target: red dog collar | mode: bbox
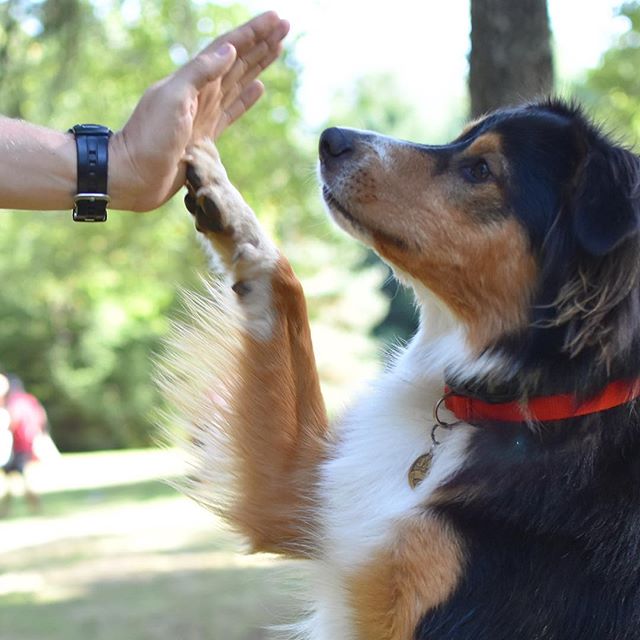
[444,379,640,424]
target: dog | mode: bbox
[160,99,640,639]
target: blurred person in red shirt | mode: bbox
[0,374,48,515]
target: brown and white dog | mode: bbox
[161,100,640,639]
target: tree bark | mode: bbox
[469,0,554,117]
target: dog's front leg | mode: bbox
[183,140,329,558]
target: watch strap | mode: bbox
[69,124,112,222]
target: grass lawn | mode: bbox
[0,449,302,640]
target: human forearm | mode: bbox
[0,118,77,211]
[0,117,137,212]
[0,12,289,214]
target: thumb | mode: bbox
[177,43,237,91]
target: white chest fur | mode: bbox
[303,341,474,639]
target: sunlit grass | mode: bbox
[0,449,301,640]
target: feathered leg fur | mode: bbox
[171,140,330,558]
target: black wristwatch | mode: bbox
[68,124,112,222]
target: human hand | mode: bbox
[108,11,289,212]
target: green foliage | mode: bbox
[576,2,640,145]
[0,1,299,449]
[0,0,389,450]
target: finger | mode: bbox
[229,21,288,81]
[202,17,288,109]
[237,18,289,74]
[214,81,265,139]
[220,41,284,110]
[210,16,288,93]
[219,20,287,106]
[219,39,270,94]
[199,12,285,59]
[177,43,237,91]
[264,17,290,49]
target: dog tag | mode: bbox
[408,451,433,489]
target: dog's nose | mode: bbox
[319,127,354,160]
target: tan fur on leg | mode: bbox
[160,140,330,558]
[231,256,330,557]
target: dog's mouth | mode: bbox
[322,185,410,252]
[321,185,369,236]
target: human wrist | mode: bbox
[108,128,187,213]
[108,131,141,212]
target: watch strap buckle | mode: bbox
[72,193,110,222]
[73,193,110,204]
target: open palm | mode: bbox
[110,12,289,212]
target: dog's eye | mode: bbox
[462,160,492,184]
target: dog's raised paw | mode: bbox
[183,139,279,285]
[184,151,227,234]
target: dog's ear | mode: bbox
[572,146,640,256]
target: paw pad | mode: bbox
[232,281,252,297]
[185,164,226,233]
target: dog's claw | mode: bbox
[184,192,197,215]
[185,163,202,191]
[202,197,225,232]
[184,163,226,233]
[194,195,225,233]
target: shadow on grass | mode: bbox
[2,478,181,521]
[0,563,302,640]
[3,528,249,575]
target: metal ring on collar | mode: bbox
[433,393,463,429]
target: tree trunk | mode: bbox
[469,0,554,117]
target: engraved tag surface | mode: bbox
[408,451,433,489]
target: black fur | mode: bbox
[447,101,640,395]
[417,101,640,639]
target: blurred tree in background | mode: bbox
[0,0,385,450]
[576,2,640,146]
[469,0,554,116]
